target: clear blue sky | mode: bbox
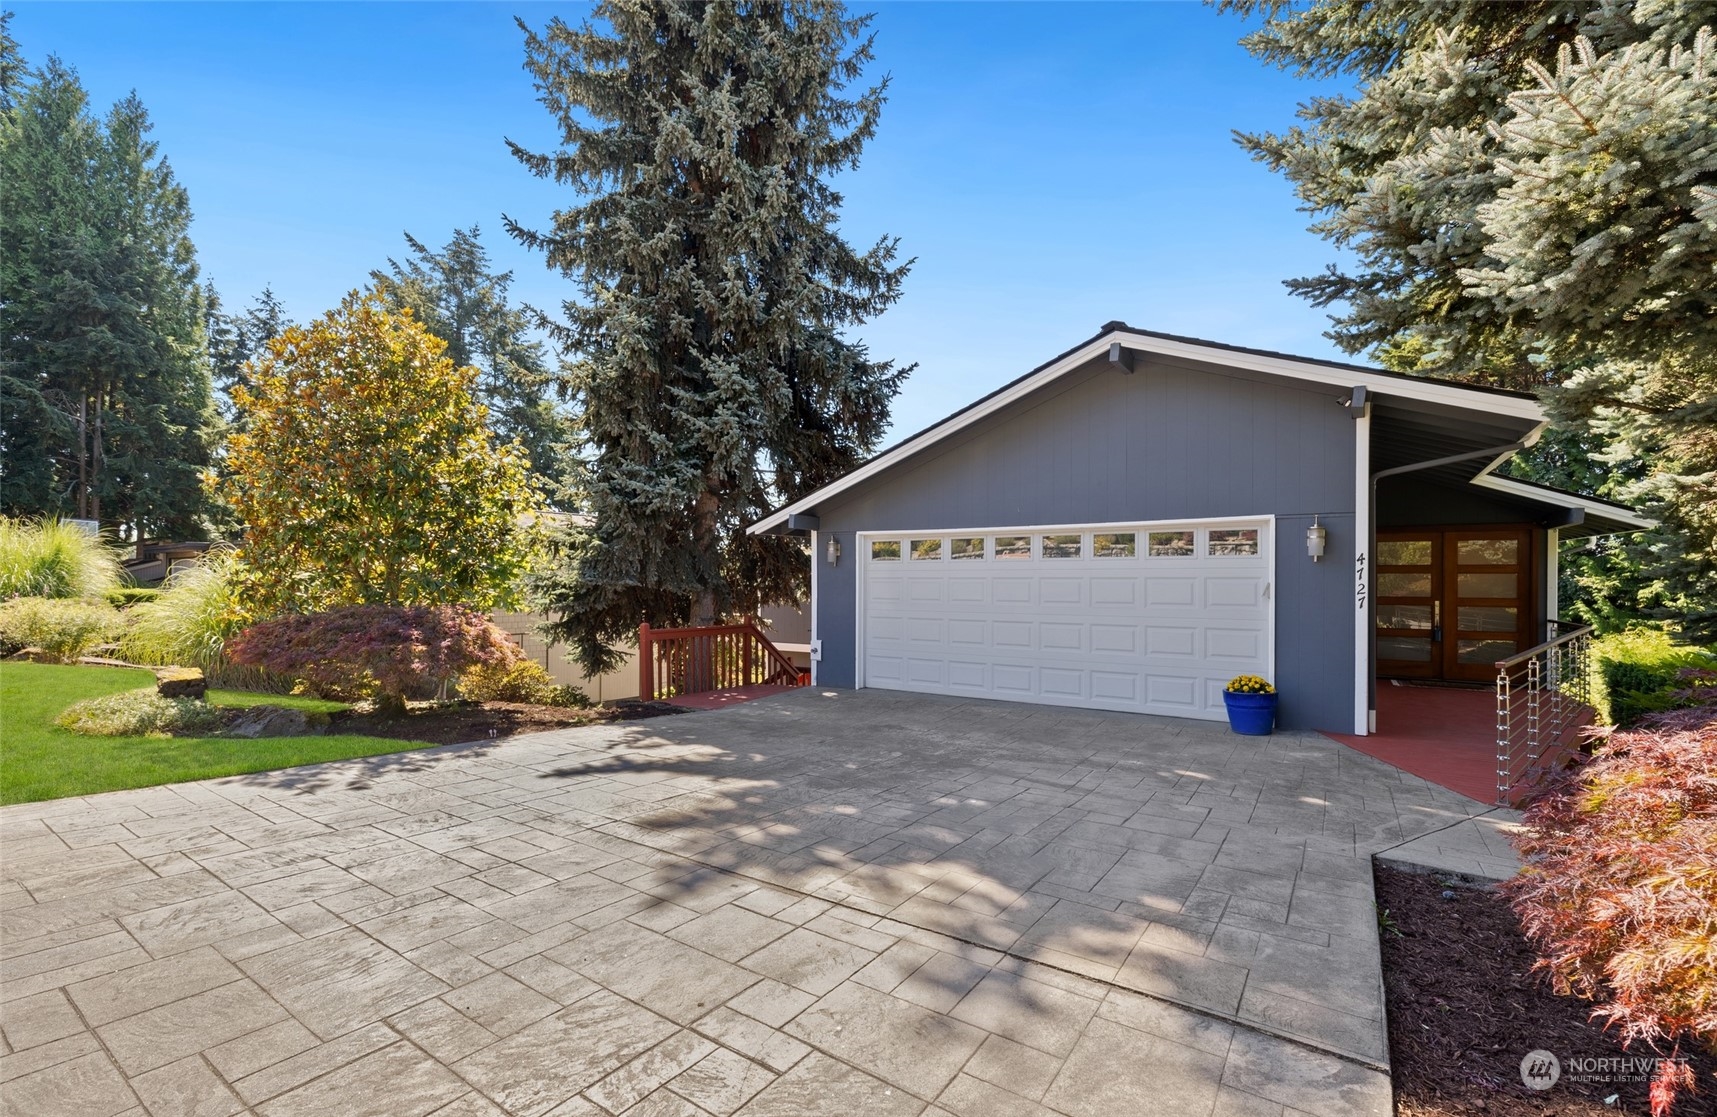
[8,1,1358,443]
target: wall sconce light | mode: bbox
[1306,516,1327,562]
[826,536,841,566]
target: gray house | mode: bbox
[749,324,1648,735]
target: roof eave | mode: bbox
[748,326,1548,536]
[1469,471,1656,532]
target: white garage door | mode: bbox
[858,520,1273,720]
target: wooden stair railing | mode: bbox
[638,620,807,702]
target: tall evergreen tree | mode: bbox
[205,283,287,423]
[371,227,570,489]
[201,284,288,536]
[510,0,913,670]
[0,25,215,538]
[1224,1,1717,640]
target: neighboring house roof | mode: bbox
[749,322,1650,537]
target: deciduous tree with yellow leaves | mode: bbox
[218,290,539,618]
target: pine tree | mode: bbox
[206,284,287,423]
[371,227,571,489]
[0,18,70,517]
[510,0,913,671]
[1225,1,1717,640]
[201,284,288,536]
[0,26,215,539]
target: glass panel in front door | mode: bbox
[1376,535,1439,676]
[1443,530,1530,680]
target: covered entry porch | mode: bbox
[1356,400,1646,799]
[1326,681,1499,803]
[1364,397,1648,698]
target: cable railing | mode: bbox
[1496,623,1596,805]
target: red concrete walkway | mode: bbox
[665,682,801,711]
[1323,682,1499,804]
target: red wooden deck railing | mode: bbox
[638,621,807,702]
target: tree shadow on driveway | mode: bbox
[506,687,1488,1065]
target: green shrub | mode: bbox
[546,684,590,708]
[458,659,590,708]
[1589,627,1717,727]
[107,587,161,608]
[0,517,124,600]
[0,597,125,662]
[54,687,227,737]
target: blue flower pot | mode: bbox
[1223,691,1277,736]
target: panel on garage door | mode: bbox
[860,522,1272,719]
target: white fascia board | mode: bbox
[750,335,1115,533]
[1470,473,1656,529]
[1114,331,1547,422]
[1467,427,1654,529]
[749,329,1546,535]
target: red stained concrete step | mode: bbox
[1323,682,1500,804]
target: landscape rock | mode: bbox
[224,705,326,739]
[154,666,207,700]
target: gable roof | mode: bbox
[749,323,1643,536]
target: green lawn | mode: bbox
[205,688,350,714]
[0,662,432,805]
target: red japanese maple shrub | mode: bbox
[1506,703,1717,1115]
[228,604,521,714]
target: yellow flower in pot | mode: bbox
[1223,674,1277,734]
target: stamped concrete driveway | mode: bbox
[0,688,1499,1117]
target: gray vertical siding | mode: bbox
[808,353,1361,732]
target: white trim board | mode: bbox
[1546,527,1561,625]
[1470,472,1655,530]
[1353,402,1372,737]
[751,327,1546,535]
[856,513,1278,539]
[809,529,821,686]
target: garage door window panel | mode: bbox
[1148,531,1194,557]
[951,537,985,560]
[1208,529,1259,557]
[1094,533,1136,558]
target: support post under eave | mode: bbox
[1353,397,1372,736]
[1545,527,1560,632]
[809,530,820,687]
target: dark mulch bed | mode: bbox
[1376,865,1715,1116]
[330,698,689,746]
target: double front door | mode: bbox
[1376,528,1535,682]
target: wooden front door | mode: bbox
[1376,528,1535,682]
